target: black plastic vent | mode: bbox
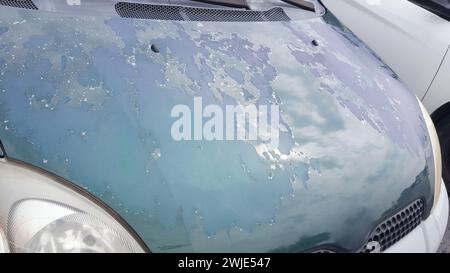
[191,0,250,9]
[115,2,291,22]
[0,0,37,10]
[361,199,424,252]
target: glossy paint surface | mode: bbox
[0,6,434,252]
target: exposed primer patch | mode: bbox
[0,11,124,111]
[283,21,427,155]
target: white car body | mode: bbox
[321,0,450,114]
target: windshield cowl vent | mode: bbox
[114,2,291,22]
[190,0,250,10]
[0,0,37,10]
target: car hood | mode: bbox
[0,7,434,252]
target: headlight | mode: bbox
[0,158,147,253]
[417,98,442,209]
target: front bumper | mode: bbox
[385,180,449,253]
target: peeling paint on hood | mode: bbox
[0,7,434,252]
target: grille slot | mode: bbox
[361,199,424,252]
[115,2,291,22]
[0,139,6,158]
[0,0,37,10]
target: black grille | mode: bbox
[115,2,291,22]
[0,0,37,10]
[361,199,424,252]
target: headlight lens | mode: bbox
[0,158,147,253]
[417,98,442,209]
